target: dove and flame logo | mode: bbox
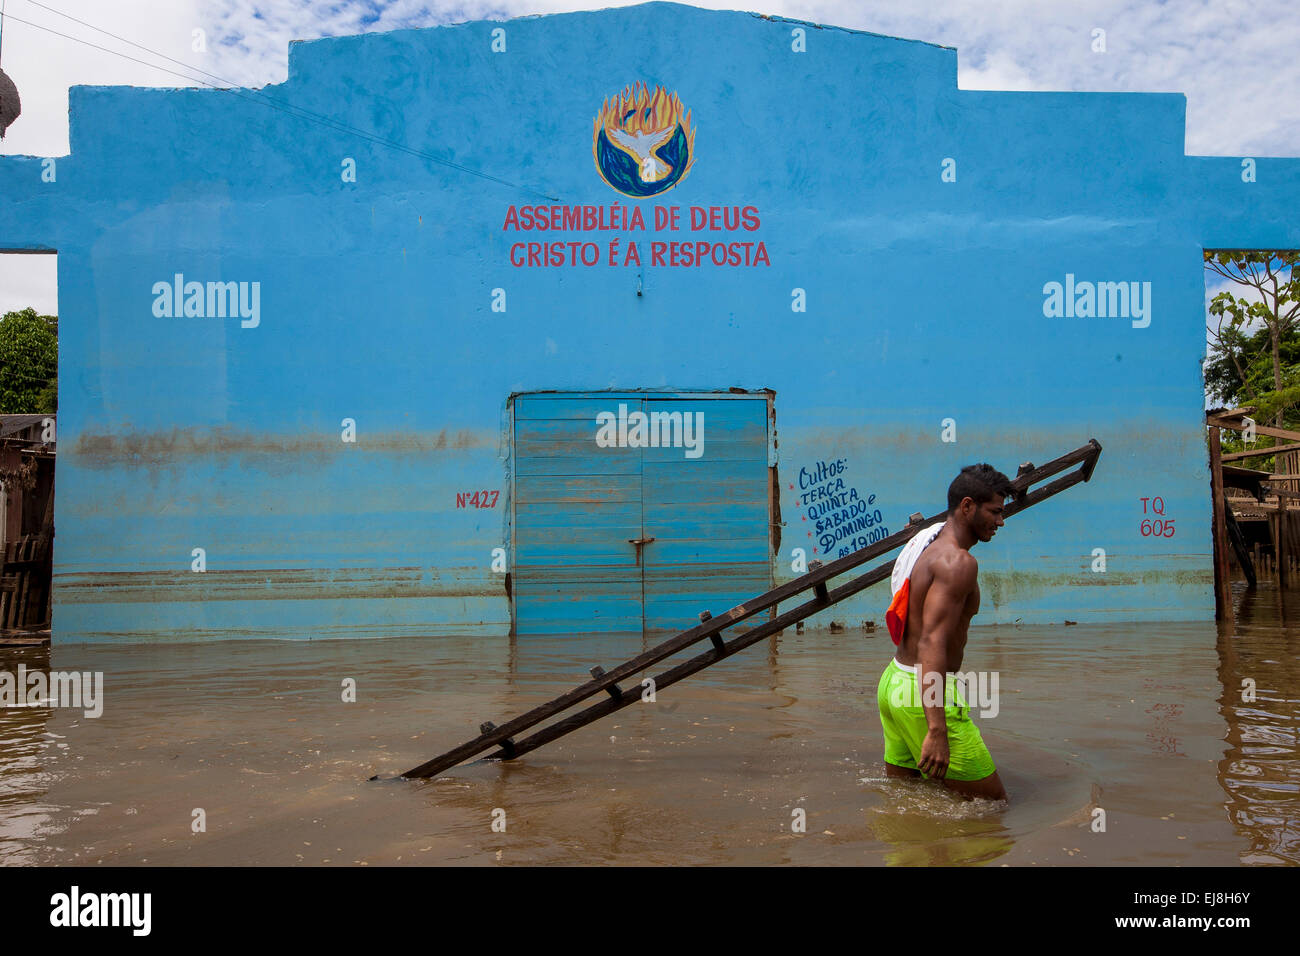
[592,82,696,198]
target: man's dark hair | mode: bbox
[947,463,1015,514]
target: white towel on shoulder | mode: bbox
[890,520,946,596]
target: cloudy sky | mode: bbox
[1,0,1296,329]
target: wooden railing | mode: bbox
[0,533,52,629]
[1209,406,1300,598]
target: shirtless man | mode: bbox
[877,463,1012,801]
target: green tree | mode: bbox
[1204,323,1300,421]
[1205,251,1300,423]
[0,307,58,414]
[1204,251,1300,470]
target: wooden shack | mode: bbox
[0,414,54,635]
[1208,406,1300,603]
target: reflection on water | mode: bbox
[0,587,1295,865]
[1218,579,1300,865]
[0,646,60,865]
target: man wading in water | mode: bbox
[877,464,1012,801]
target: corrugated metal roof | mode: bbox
[0,414,51,439]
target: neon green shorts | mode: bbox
[876,658,996,782]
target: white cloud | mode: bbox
[0,252,56,316]
[0,0,209,157]
[6,0,1298,156]
[3,0,1300,315]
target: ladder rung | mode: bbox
[479,721,517,758]
[590,666,623,699]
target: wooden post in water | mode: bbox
[1208,423,1232,620]
[1270,510,1279,577]
[1280,501,1289,587]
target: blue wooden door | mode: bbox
[641,396,772,634]
[512,392,771,636]
[513,395,646,634]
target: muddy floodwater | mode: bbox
[2,582,1297,866]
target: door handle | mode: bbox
[628,536,655,566]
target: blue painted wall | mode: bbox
[2,2,1298,642]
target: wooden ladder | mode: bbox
[384,439,1103,781]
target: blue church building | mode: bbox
[2,2,1297,642]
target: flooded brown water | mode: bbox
[1,580,1296,866]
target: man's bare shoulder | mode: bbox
[928,545,977,589]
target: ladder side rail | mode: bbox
[478,452,1102,768]
[398,441,1103,779]
[397,507,959,779]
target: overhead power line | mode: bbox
[2,1,561,200]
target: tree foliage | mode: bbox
[1204,250,1300,470]
[1204,322,1300,421]
[0,307,59,414]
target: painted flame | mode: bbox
[593,81,695,183]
